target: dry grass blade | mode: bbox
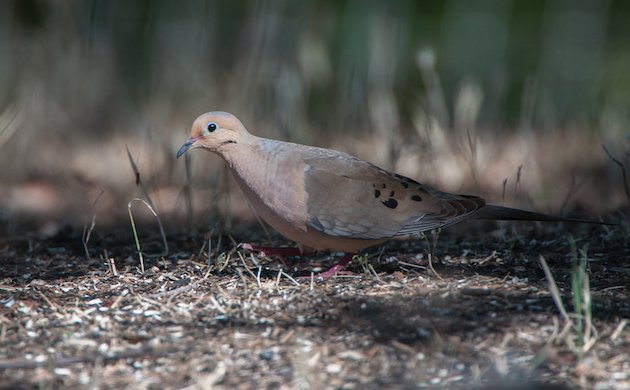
[538,255,572,325]
[465,128,480,188]
[602,144,630,202]
[126,146,169,258]
[610,319,628,341]
[126,145,154,205]
[183,151,194,231]
[236,250,258,280]
[559,176,584,217]
[279,270,300,286]
[82,189,104,261]
[514,164,523,197]
[427,253,443,280]
[244,197,273,243]
[0,105,21,148]
[128,202,145,273]
[128,198,169,273]
[82,214,97,261]
[107,256,118,276]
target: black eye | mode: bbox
[206,122,218,133]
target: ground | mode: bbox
[0,221,629,389]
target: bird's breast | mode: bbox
[225,147,311,239]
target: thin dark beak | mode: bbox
[177,138,197,159]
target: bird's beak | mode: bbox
[177,138,198,159]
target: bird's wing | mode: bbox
[301,148,485,239]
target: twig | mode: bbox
[427,253,443,280]
[236,250,258,280]
[196,240,207,262]
[36,290,59,311]
[235,268,248,295]
[105,249,118,277]
[218,251,233,273]
[279,270,300,286]
[559,176,584,217]
[603,144,630,202]
[256,266,262,288]
[514,164,523,198]
[397,261,427,270]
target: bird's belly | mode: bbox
[231,173,385,253]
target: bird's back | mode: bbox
[221,137,485,246]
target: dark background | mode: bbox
[1,0,628,233]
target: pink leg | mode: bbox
[243,244,357,278]
[302,254,356,279]
[242,243,305,267]
[242,243,304,257]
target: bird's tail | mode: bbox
[473,204,611,225]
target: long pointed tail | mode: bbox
[473,204,611,225]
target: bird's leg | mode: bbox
[307,253,356,279]
[242,243,305,257]
[241,243,306,267]
[243,244,356,278]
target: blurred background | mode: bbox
[1,0,629,234]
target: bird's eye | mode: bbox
[206,122,218,133]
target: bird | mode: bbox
[177,111,604,278]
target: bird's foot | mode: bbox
[241,243,304,267]
[300,254,355,279]
[241,243,304,257]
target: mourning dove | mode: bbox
[177,111,602,277]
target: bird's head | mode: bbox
[177,111,248,158]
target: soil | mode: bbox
[0,220,629,389]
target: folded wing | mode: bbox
[302,150,485,240]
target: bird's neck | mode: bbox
[218,137,309,232]
[218,136,272,189]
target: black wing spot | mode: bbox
[374,189,381,198]
[381,183,387,189]
[389,190,395,197]
[401,182,409,188]
[382,198,398,209]
[411,195,423,202]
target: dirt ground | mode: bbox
[0,219,629,389]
